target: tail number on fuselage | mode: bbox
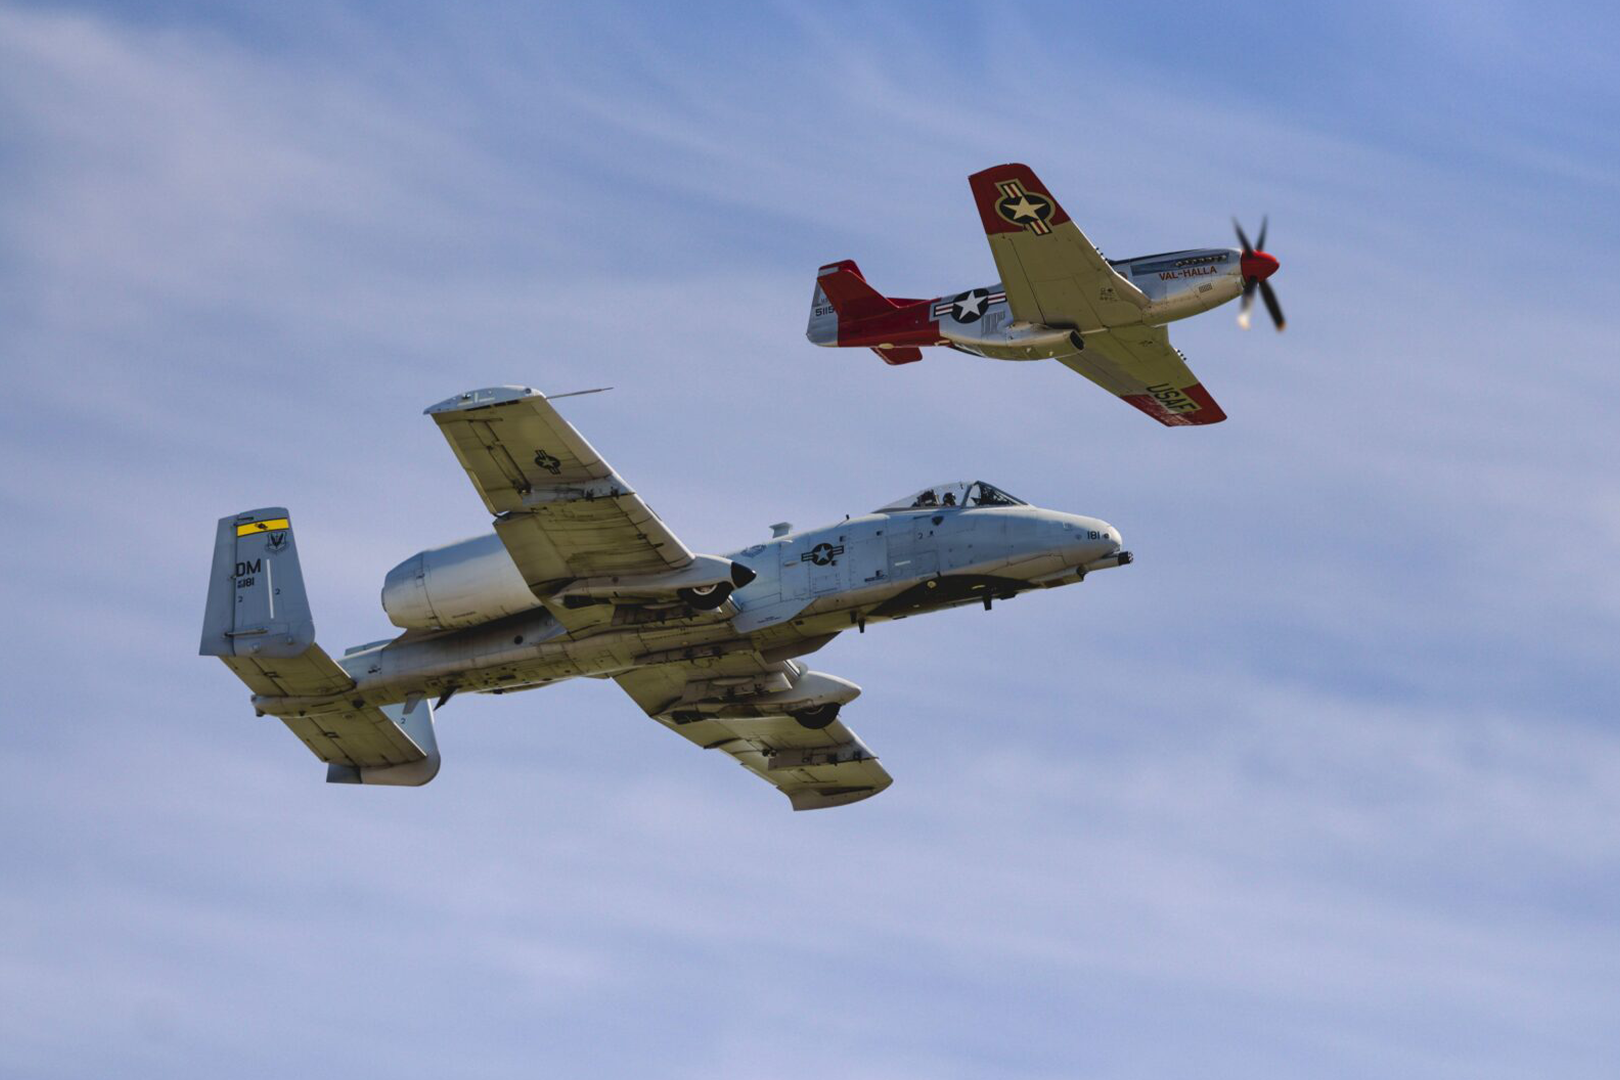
[1145,383,1199,414]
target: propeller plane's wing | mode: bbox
[615,656,892,811]
[968,163,1148,329]
[1060,326,1228,427]
[968,164,1226,426]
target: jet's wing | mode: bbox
[968,163,1149,331]
[426,386,696,625]
[1059,325,1227,426]
[615,655,893,811]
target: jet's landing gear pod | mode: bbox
[679,582,734,610]
[679,560,756,610]
[792,703,842,730]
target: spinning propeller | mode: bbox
[1233,217,1284,331]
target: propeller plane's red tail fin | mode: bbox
[815,260,896,322]
[807,259,934,362]
[808,259,898,347]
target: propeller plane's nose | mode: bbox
[1241,250,1280,282]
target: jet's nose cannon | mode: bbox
[1074,518,1131,573]
[1082,549,1133,572]
[1057,514,1124,563]
[1023,514,1132,589]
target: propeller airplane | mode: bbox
[807,163,1285,427]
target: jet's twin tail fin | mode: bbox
[201,507,316,660]
[201,508,441,786]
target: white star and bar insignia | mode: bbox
[801,542,845,566]
[931,289,1008,324]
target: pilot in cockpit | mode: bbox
[941,491,956,506]
[914,490,938,507]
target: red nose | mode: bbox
[1241,250,1279,282]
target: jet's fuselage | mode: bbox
[314,499,1125,713]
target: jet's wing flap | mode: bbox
[969,163,1148,330]
[615,660,893,811]
[1059,326,1227,426]
[278,701,427,769]
[426,387,694,600]
[217,643,354,700]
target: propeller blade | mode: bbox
[1259,279,1285,331]
[1238,278,1256,330]
[1255,215,1268,252]
[1232,217,1253,254]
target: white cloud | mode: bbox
[2,2,1619,1077]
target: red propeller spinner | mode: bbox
[1234,217,1285,331]
[1240,249,1279,283]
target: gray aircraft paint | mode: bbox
[200,508,316,660]
[200,394,1129,806]
[323,495,1122,708]
[208,495,1124,728]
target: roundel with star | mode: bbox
[804,542,842,566]
[996,190,1053,232]
[950,289,991,323]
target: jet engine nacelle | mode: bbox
[382,533,541,631]
[381,535,761,630]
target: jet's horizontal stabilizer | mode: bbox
[322,695,440,787]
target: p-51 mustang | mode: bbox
[201,386,1131,809]
[807,163,1285,426]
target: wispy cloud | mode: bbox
[2,2,1618,1077]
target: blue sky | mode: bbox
[3,2,1619,1076]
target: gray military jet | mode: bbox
[201,386,1132,810]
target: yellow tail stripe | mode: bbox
[237,518,290,536]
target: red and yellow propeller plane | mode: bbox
[807,163,1284,427]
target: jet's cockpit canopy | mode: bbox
[876,481,1027,512]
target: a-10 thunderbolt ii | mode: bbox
[201,386,1131,810]
[807,162,1286,427]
